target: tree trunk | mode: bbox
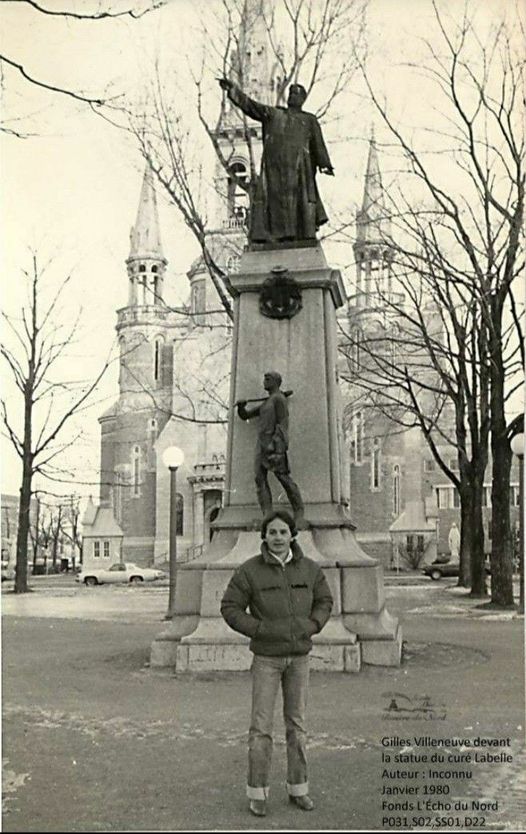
[14,381,33,593]
[14,458,32,593]
[490,433,514,606]
[31,495,40,575]
[459,490,472,587]
[489,313,514,607]
[470,477,487,597]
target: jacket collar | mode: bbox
[260,540,303,565]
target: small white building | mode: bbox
[389,499,439,571]
[82,499,124,570]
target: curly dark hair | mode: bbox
[260,510,297,539]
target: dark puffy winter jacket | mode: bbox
[220,541,333,656]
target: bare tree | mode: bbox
[59,495,83,570]
[357,1,524,607]
[1,255,111,592]
[341,232,492,594]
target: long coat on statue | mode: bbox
[228,85,333,243]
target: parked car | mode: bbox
[423,560,491,581]
[75,562,166,586]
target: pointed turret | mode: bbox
[126,164,167,307]
[356,129,391,244]
[129,164,165,260]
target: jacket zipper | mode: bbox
[283,562,294,644]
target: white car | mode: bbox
[76,562,166,586]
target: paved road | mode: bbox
[2,576,519,624]
[1,580,448,624]
[2,569,436,590]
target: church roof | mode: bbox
[83,504,123,538]
[187,255,207,279]
[389,500,437,534]
[81,496,97,526]
[99,400,119,422]
[128,164,166,261]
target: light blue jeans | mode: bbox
[247,654,310,800]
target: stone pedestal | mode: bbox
[150,244,401,671]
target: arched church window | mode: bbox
[139,264,146,272]
[132,446,141,496]
[393,464,400,515]
[153,337,163,382]
[191,279,206,324]
[371,438,382,490]
[176,493,184,536]
[152,265,158,273]
[227,161,249,222]
[352,410,363,465]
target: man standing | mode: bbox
[220,510,333,817]
[236,371,305,524]
[218,78,334,244]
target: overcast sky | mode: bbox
[1,0,522,499]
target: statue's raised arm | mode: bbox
[218,78,334,245]
[219,78,270,124]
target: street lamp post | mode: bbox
[510,432,524,614]
[162,446,185,620]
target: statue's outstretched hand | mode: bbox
[218,78,233,92]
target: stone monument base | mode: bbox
[150,242,402,674]
[150,528,401,673]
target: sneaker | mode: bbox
[249,799,267,817]
[289,794,315,811]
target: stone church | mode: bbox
[96,0,519,568]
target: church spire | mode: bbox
[129,163,165,260]
[126,164,167,307]
[356,128,391,244]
